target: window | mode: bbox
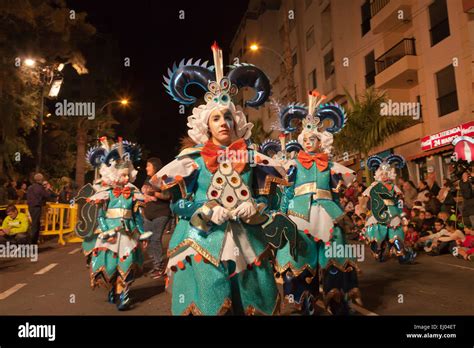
[436,65,458,116]
[361,0,371,36]
[292,52,298,67]
[306,26,315,51]
[321,5,332,48]
[364,51,375,87]
[305,0,313,10]
[429,0,450,46]
[324,49,334,79]
[308,69,317,90]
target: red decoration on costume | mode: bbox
[113,186,131,199]
[201,139,248,173]
[297,151,329,171]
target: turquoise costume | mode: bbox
[363,155,416,264]
[156,43,296,315]
[276,154,361,314]
[269,92,361,315]
[154,144,288,315]
[83,138,150,310]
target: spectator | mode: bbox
[455,226,474,260]
[0,204,29,244]
[404,223,419,248]
[344,181,358,205]
[6,180,18,201]
[417,180,430,204]
[142,157,171,279]
[459,171,474,229]
[26,173,56,244]
[437,178,456,213]
[399,178,418,210]
[410,207,425,231]
[0,178,7,205]
[424,192,441,216]
[426,166,441,196]
[42,181,58,202]
[421,210,436,237]
[426,220,465,256]
[16,182,28,202]
[415,218,448,251]
[58,182,73,204]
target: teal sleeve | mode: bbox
[171,199,203,219]
[280,183,295,214]
[97,207,110,232]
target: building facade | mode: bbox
[230,0,474,184]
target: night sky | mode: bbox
[66,0,249,163]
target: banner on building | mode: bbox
[421,121,474,151]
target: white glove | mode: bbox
[210,205,230,225]
[232,201,257,220]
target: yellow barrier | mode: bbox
[0,203,81,245]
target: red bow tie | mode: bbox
[297,151,329,171]
[201,138,248,173]
[113,186,131,199]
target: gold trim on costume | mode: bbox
[273,261,317,277]
[167,238,220,267]
[106,208,132,219]
[180,298,232,316]
[293,182,332,200]
[255,175,289,195]
[162,177,187,199]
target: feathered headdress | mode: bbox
[163,42,272,144]
[367,154,405,182]
[86,137,141,169]
[300,90,347,136]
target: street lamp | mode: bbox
[248,43,286,65]
[23,58,65,172]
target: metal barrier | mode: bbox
[0,202,81,245]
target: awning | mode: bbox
[407,145,453,161]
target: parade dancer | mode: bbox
[86,138,152,310]
[363,155,416,264]
[276,91,362,315]
[151,42,297,315]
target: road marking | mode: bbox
[34,263,58,275]
[434,261,474,271]
[68,247,81,255]
[0,283,27,300]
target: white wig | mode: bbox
[374,163,397,182]
[98,160,138,186]
[187,101,253,145]
[297,129,334,156]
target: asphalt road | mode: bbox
[1,236,473,316]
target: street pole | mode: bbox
[35,84,45,173]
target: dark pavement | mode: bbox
[1,237,473,315]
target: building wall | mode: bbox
[230,0,473,183]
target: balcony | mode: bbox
[371,0,412,34]
[375,38,418,89]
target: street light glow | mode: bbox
[120,99,129,105]
[24,58,36,67]
[250,44,259,51]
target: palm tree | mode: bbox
[251,118,273,146]
[334,87,417,184]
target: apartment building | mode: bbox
[230,0,474,183]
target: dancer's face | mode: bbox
[303,134,320,153]
[209,108,236,146]
[117,168,129,186]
